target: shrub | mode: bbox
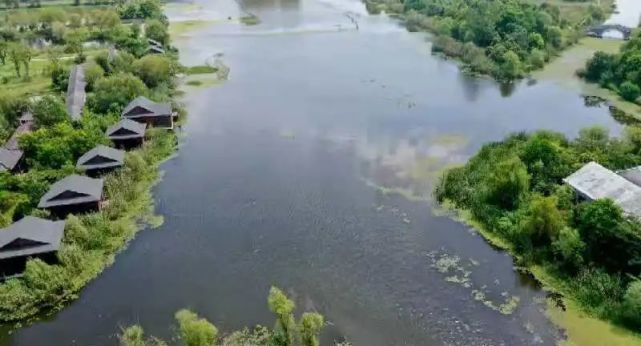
[619,81,640,102]
[88,73,149,113]
[32,95,69,128]
[622,281,641,328]
[175,309,218,346]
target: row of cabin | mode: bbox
[0,96,174,277]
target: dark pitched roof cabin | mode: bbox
[106,118,147,140]
[0,148,23,172]
[147,38,163,47]
[122,96,173,128]
[146,45,165,54]
[66,64,87,121]
[618,166,641,187]
[0,216,65,260]
[38,174,104,209]
[5,121,33,151]
[19,111,33,125]
[77,145,125,171]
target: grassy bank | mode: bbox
[435,128,641,344]
[0,0,189,324]
[0,130,176,322]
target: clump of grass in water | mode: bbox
[240,14,260,26]
[186,80,203,86]
[185,65,218,75]
[426,250,521,315]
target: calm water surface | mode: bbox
[0,0,629,345]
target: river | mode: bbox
[0,0,632,345]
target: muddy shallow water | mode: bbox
[0,0,632,345]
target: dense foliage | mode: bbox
[365,0,607,80]
[435,126,641,331]
[581,31,641,103]
[118,288,331,346]
[0,0,182,323]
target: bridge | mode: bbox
[586,24,633,40]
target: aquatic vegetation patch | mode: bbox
[427,250,521,315]
[240,15,261,26]
[185,65,219,75]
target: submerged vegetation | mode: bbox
[365,0,611,80]
[0,0,186,322]
[435,126,641,334]
[118,287,334,346]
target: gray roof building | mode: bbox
[0,216,65,260]
[38,174,104,209]
[122,96,172,119]
[147,38,163,47]
[66,64,87,121]
[19,111,33,124]
[564,162,641,218]
[77,145,125,171]
[106,118,147,140]
[146,45,165,54]
[618,166,641,187]
[0,148,23,172]
[5,122,33,151]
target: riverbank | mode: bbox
[364,0,614,81]
[435,129,641,345]
[0,0,186,324]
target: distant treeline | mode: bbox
[365,0,607,80]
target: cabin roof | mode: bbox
[564,162,641,218]
[38,174,104,208]
[76,145,125,170]
[618,166,641,187]
[5,122,33,151]
[122,96,172,118]
[146,45,165,54]
[0,148,23,172]
[147,38,163,47]
[106,118,147,139]
[66,64,87,121]
[0,216,65,260]
[19,111,33,123]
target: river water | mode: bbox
[0,0,630,345]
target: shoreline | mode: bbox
[435,200,641,345]
[0,3,198,327]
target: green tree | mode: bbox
[482,156,530,209]
[623,281,641,328]
[8,43,32,78]
[0,40,7,65]
[500,50,522,80]
[584,51,614,82]
[521,195,565,246]
[619,81,640,102]
[552,227,585,272]
[84,61,105,91]
[32,95,69,128]
[64,28,89,61]
[145,19,169,46]
[133,55,173,88]
[268,286,296,346]
[175,309,218,346]
[299,312,324,346]
[88,73,148,113]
